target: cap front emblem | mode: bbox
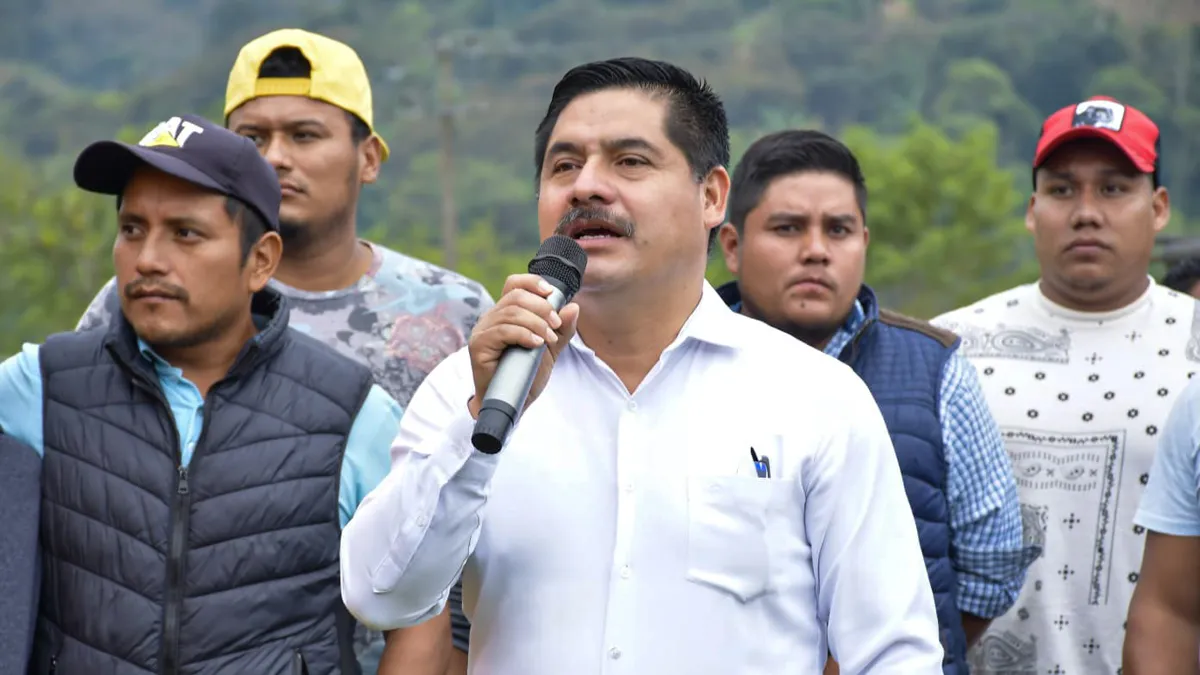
[1072,100,1125,132]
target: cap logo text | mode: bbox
[139,116,205,148]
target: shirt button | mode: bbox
[623,482,634,493]
[627,400,637,412]
[415,514,428,527]
[609,647,622,660]
[620,565,631,579]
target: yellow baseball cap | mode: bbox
[225,28,390,161]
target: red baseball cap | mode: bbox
[1033,96,1159,174]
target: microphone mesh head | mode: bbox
[528,235,588,297]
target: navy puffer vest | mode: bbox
[32,289,374,675]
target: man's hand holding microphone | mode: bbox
[467,235,587,454]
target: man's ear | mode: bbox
[718,222,741,277]
[248,231,283,291]
[360,136,383,185]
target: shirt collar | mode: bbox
[716,280,879,358]
[679,281,747,349]
[1033,274,1158,323]
[132,307,277,379]
[136,339,184,380]
[570,280,743,355]
[822,298,867,358]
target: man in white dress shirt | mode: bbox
[340,56,944,675]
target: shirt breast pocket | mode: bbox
[685,474,777,603]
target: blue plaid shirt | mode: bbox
[826,299,1037,618]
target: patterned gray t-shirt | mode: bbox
[76,241,492,670]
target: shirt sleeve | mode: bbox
[806,372,944,673]
[75,277,119,332]
[0,343,46,457]
[338,384,404,529]
[340,350,499,631]
[940,352,1039,618]
[1134,378,1200,536]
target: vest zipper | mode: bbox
[122,351,246,674]
[161,463,191,674]
[161,381,226,674]
[127,375,189,675]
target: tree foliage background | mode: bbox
[1,0,1197,354]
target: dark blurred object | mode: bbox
[1162,257,1200,298]
[1155,234,1200,266]
[0,432,40,675]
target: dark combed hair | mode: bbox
[224,197,269,264]
[728,130,868,233]
[255,46,371,144]
[533,57,730,249]
[1163,257,1200,293]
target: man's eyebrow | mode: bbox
[602,137,661,157]
[1042,166,1142,181]
[232,119,330,133]
[1098,166,1143,179]
[765,212,857,225]
[545,137,663,158]
[545,140,581,158]
[163,216,208,228]
[118,213,207,228]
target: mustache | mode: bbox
[124,278,189,302]
[553,206,636,237]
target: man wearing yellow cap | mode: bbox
[75,28,493,675]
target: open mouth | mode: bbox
[565,220,626,240]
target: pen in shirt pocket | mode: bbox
[750,447,771,478]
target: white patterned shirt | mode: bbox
[933,279,1200,675]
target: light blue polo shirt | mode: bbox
[1136,376,1200,536]
[0,340,401,528]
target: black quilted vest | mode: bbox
[31,289,373,675]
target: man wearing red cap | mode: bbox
[932,96,1199,674]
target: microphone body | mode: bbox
[471,235,587,454]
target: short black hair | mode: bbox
[728,130,867,233]
[1163,257,1200,293]
[253,46,371,145]
[224,196,269,265]
[533,57,730,250]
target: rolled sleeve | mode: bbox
[940,352,1038,618]
[340,351,499,631]
[1135,378,1200,537]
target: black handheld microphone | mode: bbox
[471,235,588,454]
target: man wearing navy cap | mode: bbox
[933,97,1198,674]
[0,114,404,674]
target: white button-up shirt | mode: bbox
[341,283,943,674]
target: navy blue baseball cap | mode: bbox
[73,114,281,231]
